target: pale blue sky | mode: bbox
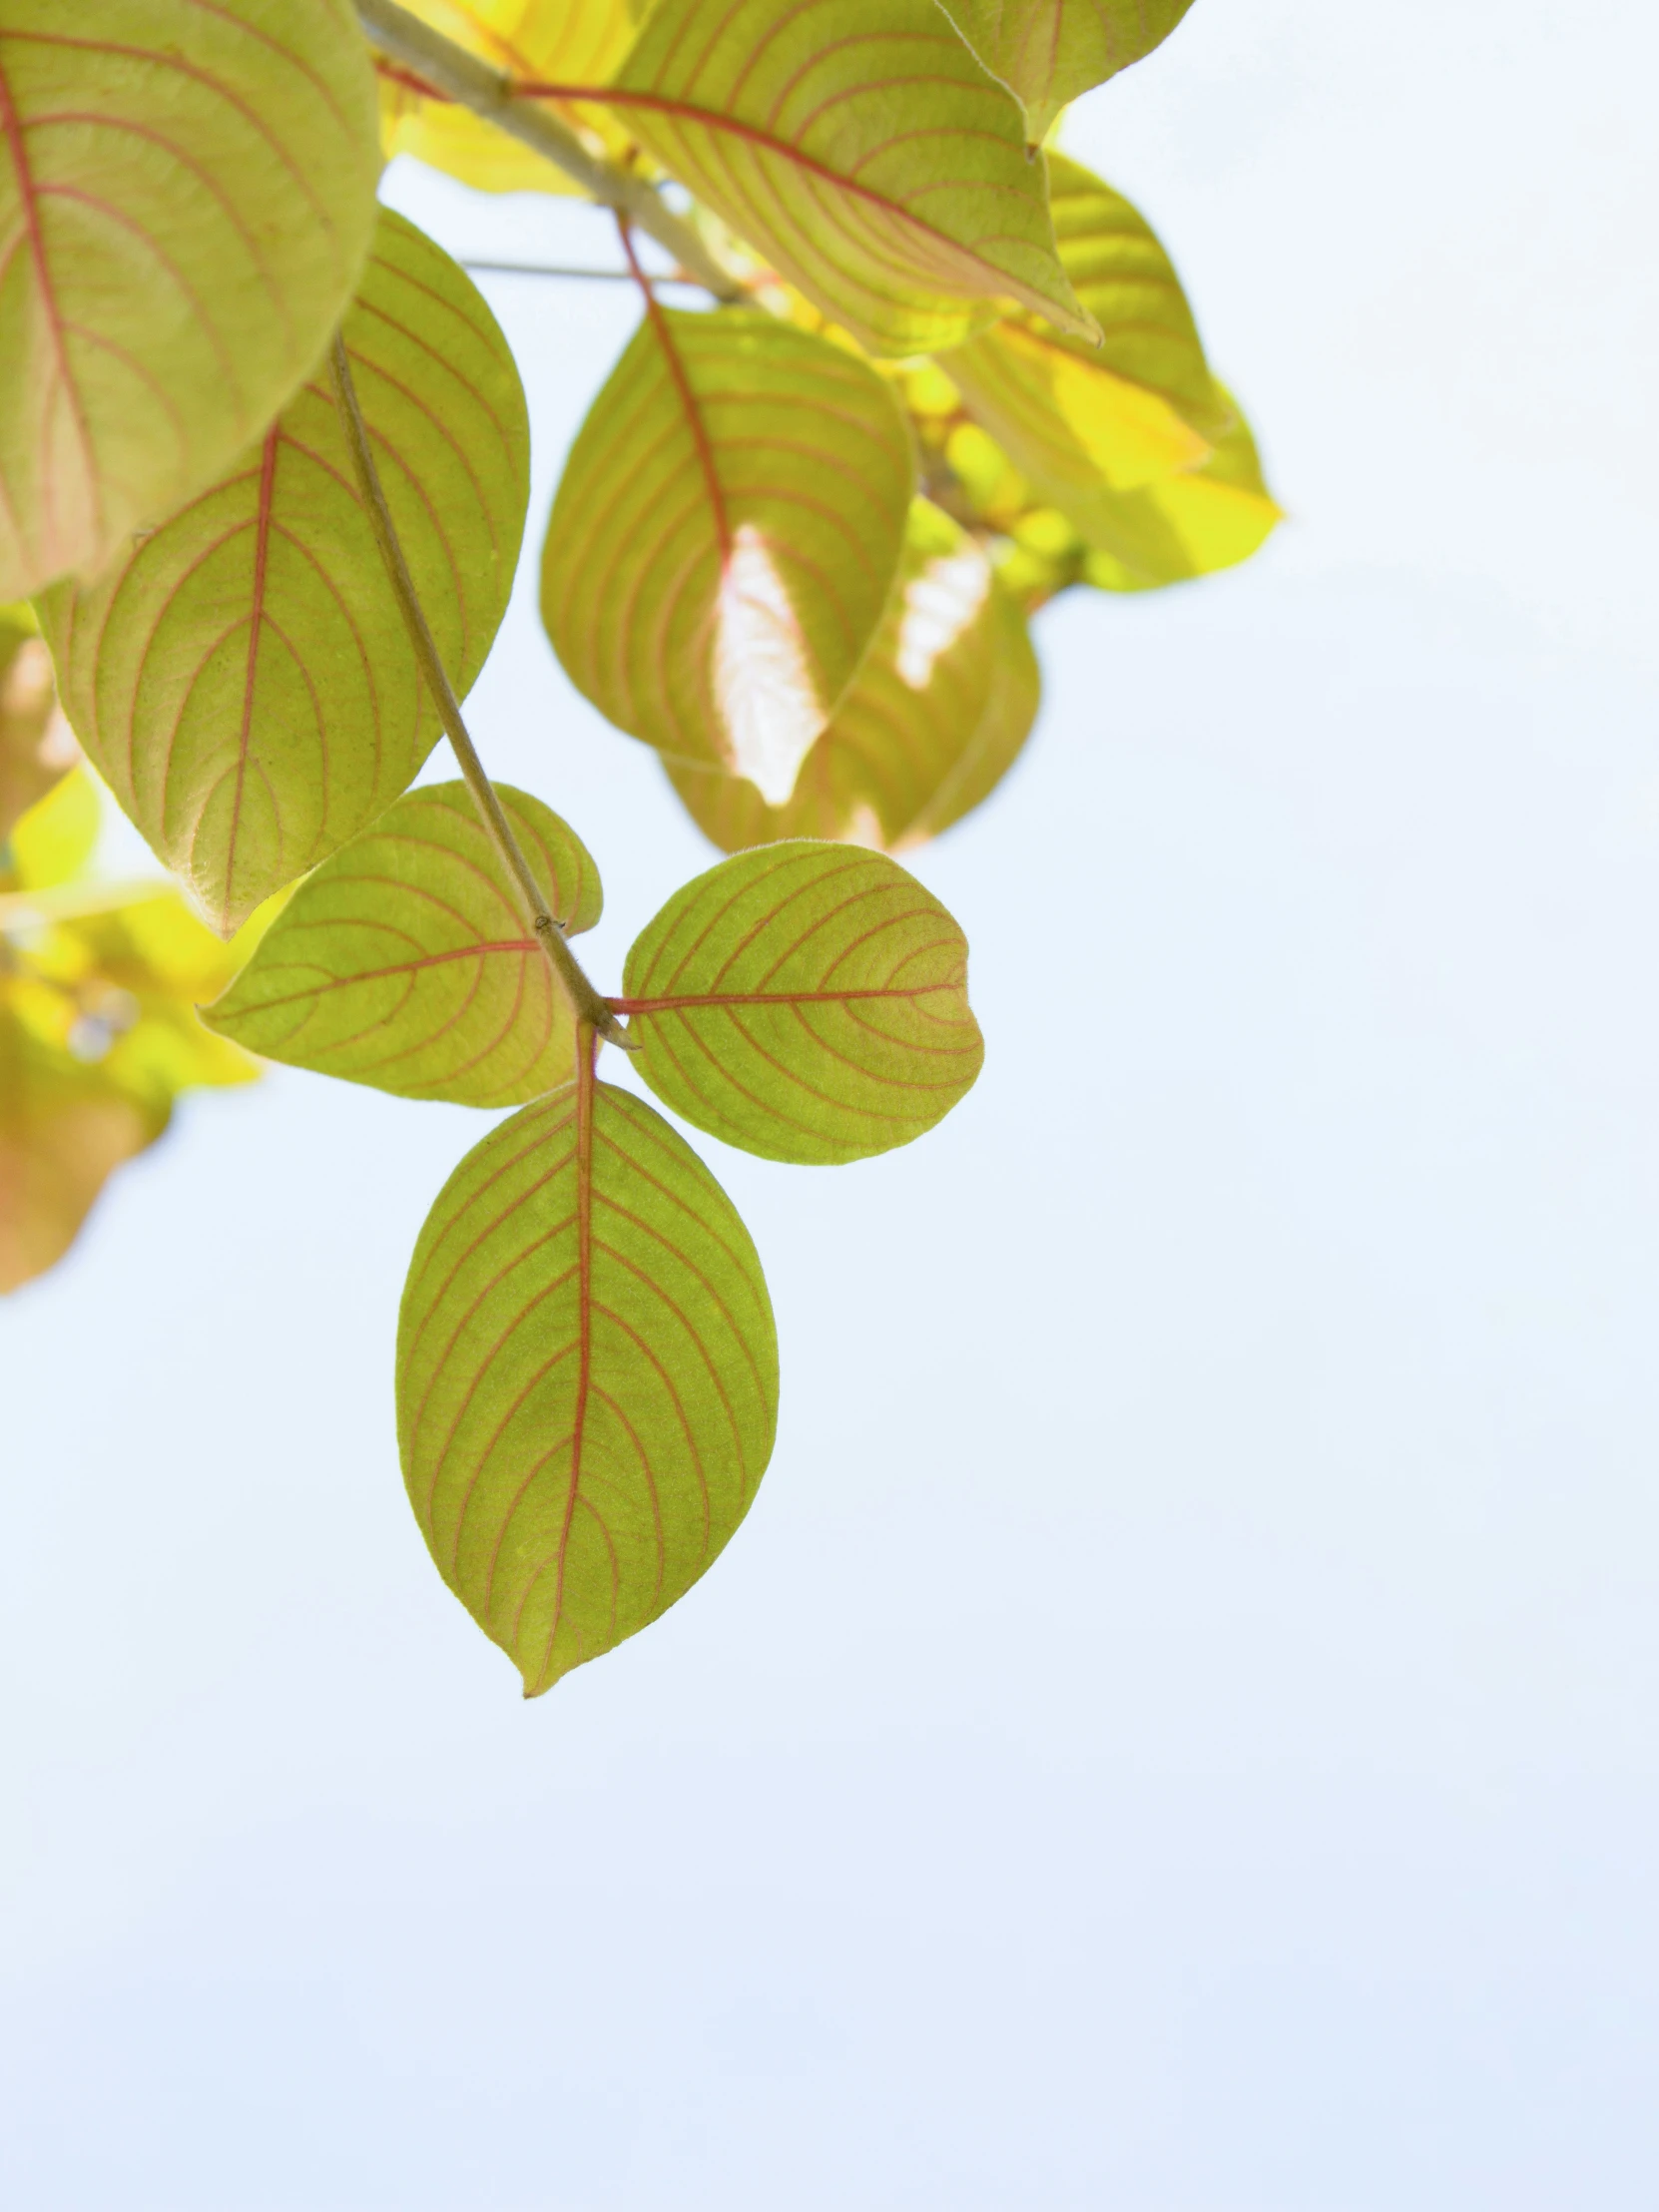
[4,2,1659,2203]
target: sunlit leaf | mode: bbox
[667,499,1039,853]
[205,782,602,1105]
[6,763,99,891]
[604,0,1096,356]
[943,156,1229,505]
[619,840,982,1163]
[378,0,636,194]
[542,306,910,801]
[0,0,381,599]
[938,0,1195,141]
[0,604,76,841]
[397,1063,778,1695]
[39,209,530,936]
[1076,398,1281,591]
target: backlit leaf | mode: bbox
[942,156,1229,506]
[205,782,601,1106]
[0,0,380,598]
[542,306,910,802]
[378,0,635,194]
[938,1,1195,141]
[619,840,982,1163]
[0,1017,160,1294]
[667,499,1039,853]
[397,1062,778,1695]
[0,603,76,840]
[39,209,530,935]
[604,0,1096,356]
[1077,400,1281,590]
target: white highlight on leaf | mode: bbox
[895,546,991,691]
[714,523,824,806]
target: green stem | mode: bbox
[0,877,174,931]
[326,333,631,1050]
[353,0,741,303]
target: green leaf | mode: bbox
[1,604,75,841]
[397,1064,778,1696]
[38,209,530,935]
[204,782,601,1106]
[937,0,1196,141]
[942,156,1231,507]
[619,840,983,1164]
[1075,398,1282,592]
[666,499,1039,853]
[541,306,911,803]
[0,0,381,599]
[607,0,1096,356]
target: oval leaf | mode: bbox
[938,1,1195,141]
[619,841,983,1164]
[204,782,601,1106]
[0,0,380,598]
[398,1066,778,1696]
[542,306,911,803]
[40,209,530,934]
[667,500,1039,853]
[604,0,1096,356]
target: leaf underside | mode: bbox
[204,782,601,1107]
[622,839,984,1164]
[397,1069,779,1697]
[937,0,1196,140]
[0,0,381,598]
[39,207,530,934]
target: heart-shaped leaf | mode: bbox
[398,1063,778,1696]
[938,1,1196,141]
[619,840,983,1163]
[599,0,1095,356]
[204,782,600,1105]
[541,306,911,803]
[0,0,380,598]
[39,209,530,935]
[942,156,1230,509]
[666,500,1039,853]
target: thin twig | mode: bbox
[353,0,741,303]
[326,333,631,1049]
[461,259,707,289]
[0,877,175,931]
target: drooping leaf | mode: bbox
[0,602,76,840]
[667,499,1039,853]
[0,0,381,599]
[39,209,530,935]
[942,156,1230,507]
[205,782,601,1106]
[937,0,1195,141]
[397,1063,778,1695]
[619,840,983,1163]
[378,0,636,194]
[601,0,1096,356]
[542,306,911,803]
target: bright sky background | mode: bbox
[5,2,1659,2204]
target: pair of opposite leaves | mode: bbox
[3,0,1180,607]
[205,794,983,1693]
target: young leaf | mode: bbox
[619,840,983,1164]
[397,1066,778,1696]
[0,0,380,599]
[204,782,601,1106]
[602,0,1096,356]
[38,209,530,935]
[1,604,75,840]
[942,156,1229,508]
[541,307,911,804]
[937,1,1196,142]
[666,500,1039,854]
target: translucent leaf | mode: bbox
[607,0,1096,356]
[39,210,530,935]
[619,841,983,1164]
[7,765,99,891]
[0,606,76,841]
[397,1067,778,1696]
[938,0,1195,141]
[378,0,636,194]
[942,156,1231,507]
[1076,402,1282,592]
[0,1015,161,1294]
[205,783,602,1106]
[542,307,911,799]
[0,0,381,598]
[667,500,1039,853]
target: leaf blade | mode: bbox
[938,0,1196,139]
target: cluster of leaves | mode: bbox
[2,0,1274,1693]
